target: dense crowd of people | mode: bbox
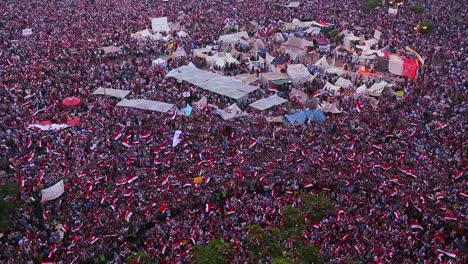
[0,0,466,263]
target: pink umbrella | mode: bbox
[62,96,81,107]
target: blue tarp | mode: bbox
[286,109,326,125]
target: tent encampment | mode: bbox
[92,88,130,99]
[117,99,175,113]
[281,37,314,59]
[219,31,249,43]
[249,95,288,111]
[287,64,313,83]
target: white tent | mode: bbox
[305,27,321,35]
[335,77,353,88]
[367,81,389,97]
[250,95,288,111]
[92,88,130,99]
[291,18,314,28]
[117,99,175,113]
[151,17,171,33]
[281,37,313,59]
[314,56,330,69]
[325,67,345,76]
[274,33,286,43]
[166,66,258,100]
[216,103,248,120]
[287,64,313,83]
[233,74,260,84]
[343,34,361,51]
[219,31,249,43]
[323,82,341,95]
[152,57,169,66]
[286,2,301,8]
[101,46,121,54]
[356,84,367,95]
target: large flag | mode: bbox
[172,130,182,147]
[41,180,65,202]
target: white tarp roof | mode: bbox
[166,65,258,99]
[216,103,248,120]
[250,95,288,111]
[315,56,330,69]
[151,17,171,32]
[323,82,341,94]
[335,77,353,88]
[117,99,175,113]
[233,73,260,84]
[320,101,343,113]
[291,18,313,28]
[101,46,121,54]
[286,2,301,8]
[219,31,249,42]
[93,88,130,98]
[287,64,313,83]
[260,72,290,82]
[367,81,389,97]
[325,67,345,76]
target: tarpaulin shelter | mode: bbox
[215,103,248,120]
[286,109,326,125]
[320,101,343,113]
[219,31,249,43]
[92,88,130,99]
[249,95,288,111]
[101,46,122,54]
[335,77,353,88]
[314,56,330,69]
[281,37,314,59]
[117,99,175,113]
[166,65,258,100]
[260,72,290,85]
[286,64,313,83]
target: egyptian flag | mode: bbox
[159,204,168,214]
[442,216,457,221]
[124,210,133,222]
[304,182,313,189]
[89,236,100,245]
[400,168,418,179]
[312,90,322,97]
[141,132,151,139]
[205,203,213,213]
[161,175,170,186]
[355,100,363,112]
[25,150,35,162]
[248,139,257,149]
[26,138,32,149]
[170,108,177,120]
[19,176,25,188]
[410,222,423,230]
[436,249,457,259]
[453,170,463,180]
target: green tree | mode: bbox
[0,182,20,230]
[362,0,380,10]
[273,257,296,264]
[192,239,234,264]
[410,5,425,14]
[300,194,334,223]
[125,251,155,264]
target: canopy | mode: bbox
[281,37,313,59]
[151,17,171,32]
[260,72,290,83]
[286,109,326,125]
[215,103,248,120]
[249,95,288,111]
[166,65,258,100]
[219,31,249,42]
[62,96,81,107]
[233,74,260,84]
[323,82,341,95]
[315,56,330,69]
[92,88,130,99]
[286,2,300,8]
[287,64,313,83]
[320,101,343,113]
[117,99,175,113]
[335,77,353,88]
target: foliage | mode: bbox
[282,205,305,232]
[328,29,341,43]
[417,21,434,33]
[125,251,155,264]
[192,239,234,264]
[410,5,425,14]
[300,193,335,222]
[294,244,325,264]
[273,257,296,264]
[362,0,380,10]
[0,182,20,230]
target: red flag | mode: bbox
[355,100,363,112]
[124,210,133,222]
[410,222,423,230]
[89,236,100,245]
[159,204,168,213]
[161,175,169,186]
[453,170,463,180]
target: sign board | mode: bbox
[41,180,65,202]
[22,28,33,36]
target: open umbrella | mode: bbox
[62,97,81,107]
